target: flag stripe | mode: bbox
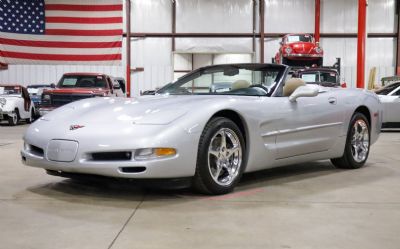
[0,32,121,42]
[2,45,121,55]
[45,10,122,18]
[45,4,123,11]
[46,23,121,30]
[2,58,121,65]
[46,16,122,24]
[46,29,123,36]
[0,37,121,48]
[1,51,122,61]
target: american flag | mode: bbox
[0,0,122,65]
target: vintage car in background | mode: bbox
[22,63,382,195]
[375,82,400,128]
[275,34,323,67]
[39,73,124,116]
[294,68,346,88]
[0,84,35,126]
[27,84,55,117]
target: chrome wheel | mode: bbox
[350,119,369,163]
[208,128,242,186]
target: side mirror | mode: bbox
[289,85,319,102]
[50,83,56,88]
[279,41,283,46]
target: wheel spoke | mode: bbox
[226,145,240,159]
[209,148,219,158]
[220,130,227,149]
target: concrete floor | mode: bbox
[0,124,400,249]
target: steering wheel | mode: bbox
[249,84,269,94]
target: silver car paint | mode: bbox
[21,87,382,179]
[378,85,400,123]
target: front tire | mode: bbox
[193,117,246,195]
[331,113,370,169]
[26,109,35,124]
[7,110,19,126]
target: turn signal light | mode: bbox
[154,148,176,157]
[134,147,177,160]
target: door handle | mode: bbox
[328,97,337,104]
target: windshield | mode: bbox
[375,82,400,95]
[157,65,285,96]
[0,86,22,96]
[300,71,338,86]
[287,34,313,43]
[58,75,107,88]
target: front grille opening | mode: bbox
[120,167,146,173]
[30,145,44,157]
[91,151,132,161]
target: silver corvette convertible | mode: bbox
[22,64,382,194]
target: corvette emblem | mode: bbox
[70,125,85,131]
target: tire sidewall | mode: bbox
[196,117,246,194]
[344,113,370,168]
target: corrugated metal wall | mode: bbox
[0,0,397,95]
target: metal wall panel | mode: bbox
[368,0,396,33]
[175,38,253,53]
[176,0,253,33]
[321,0,357,33]
[265,0,315,33]
[130,38,173,96]
[0,65,124,87]
[131,0,172,33]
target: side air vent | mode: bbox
[29,144,44,157]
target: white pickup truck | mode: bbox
[0,85,35,126]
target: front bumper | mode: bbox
[284,54,322,59]
[0,110,13,120]
[21,122,200,179]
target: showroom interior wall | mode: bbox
[0,0,397,95]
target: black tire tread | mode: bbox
[192,117,245,195]
[331,112,370,169]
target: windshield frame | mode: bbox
[157,63,288,97]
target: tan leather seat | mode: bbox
[283,78,306,97]
[231,80,251,90]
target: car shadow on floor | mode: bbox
[26,159,390,206]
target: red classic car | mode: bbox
[275,34,323,67]
[39,73,125,116]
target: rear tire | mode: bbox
[193,117,246,195]
[331,113,370,169]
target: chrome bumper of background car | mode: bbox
[38,107,55,116]
[285,54,322,58]
[0,110,13,120]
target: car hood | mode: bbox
[44,88,108,95]
[41,95,226,125]
[288,42,316,53]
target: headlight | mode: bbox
[315,47,323,53]
[42,94,51,100]
[285,47,292,54]
[0,98,6,106]
[134,148,177,160]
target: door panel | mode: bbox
[382,96,400,122]
[274,92,344,159]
